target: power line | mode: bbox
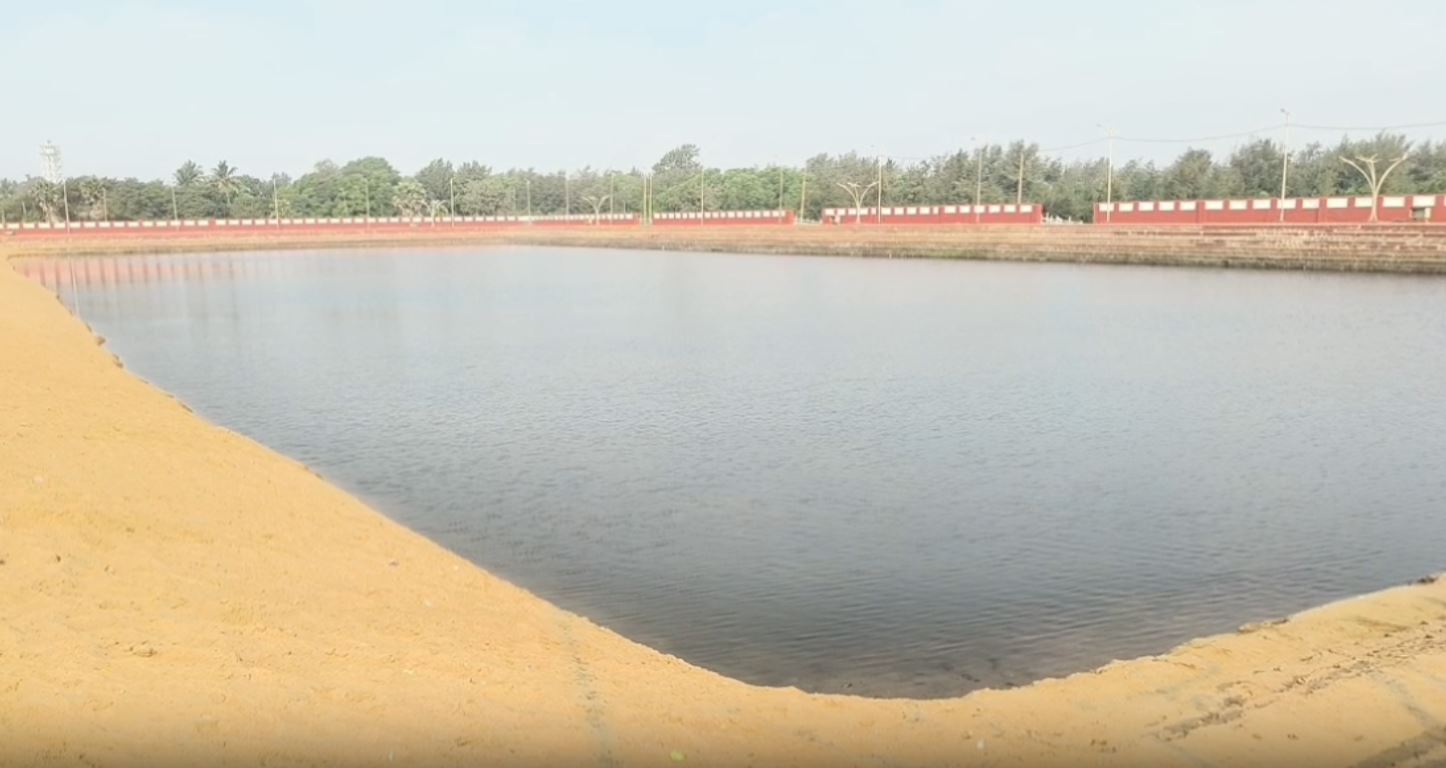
[1040,137,1109,153]
[1115,124,1284,144]
[1293,119,1446,132]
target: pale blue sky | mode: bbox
[3,0,1444,180]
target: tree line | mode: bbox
[3,133,1443,225]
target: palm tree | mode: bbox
[210,161,243,218]
[174,160,203,187]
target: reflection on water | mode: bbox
[22,247,1446,698]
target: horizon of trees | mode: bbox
[3,133,1443,226]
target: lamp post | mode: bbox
[836,180,878,224]
[1342,154,1410,223]
[875,154,883,223]
[1098,124,1117,224]
[1279,108,1291,223]
[972,137,984,224]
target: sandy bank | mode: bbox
[1,257,1444,767]
[7,223,1446,274]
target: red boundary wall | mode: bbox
[652,210,796,226]
[1096,195,1446,225]
[821,204,1044,226]
[1,213,641,239]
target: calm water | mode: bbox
[23,247,1446,698]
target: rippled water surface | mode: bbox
[24,247,1446,697]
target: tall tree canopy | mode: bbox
[4,134,1443,224]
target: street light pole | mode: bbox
[1016,146,1028,206]
[799,173,807,222]
[837,181,879,225]
[1279,108,1291,223]
[1098,124,1117,224]
[1342,154,1410,223]
[972,137,984,224]
[875,154,883,223]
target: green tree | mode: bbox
[414,159,454,205]
[392,180,427,217]
[1228,140,1285,197]
[210,161,243,215]
[174,161,203,188]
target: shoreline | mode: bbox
[6,223,1446,274]
[3,256,1445,766]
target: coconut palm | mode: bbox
[392,180,428,218]
[174,160,203,187]
[78,177,107,220]
[210,161,244,217]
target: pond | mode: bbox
[23,246,1446,698]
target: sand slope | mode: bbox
[1,258,1444,767]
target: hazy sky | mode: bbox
[3,0,1444,181]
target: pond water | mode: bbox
[22,246,1446,698]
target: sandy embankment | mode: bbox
[7,223,1446,273]
[1,256,1444,768]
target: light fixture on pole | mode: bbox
[971,136,984,224]
[1278,108,1291,223]
[1097,124,1117,224]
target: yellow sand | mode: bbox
[1,257,1444,767]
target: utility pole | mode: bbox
[699,167,705,215]
[972,137,984,224]
[1098,124,1117,224]
[875,154,883,223]
[1279,108,1291,223]
[1016,145,1028,206]
[449,176,456,224]
[609,173,616,215]
[62,179,71,231]
[272,177,281,227]
[1341,154,1410,223]
[799,173,807,222]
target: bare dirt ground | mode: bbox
[7,222,1446,273]
[2,253,1445,767]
